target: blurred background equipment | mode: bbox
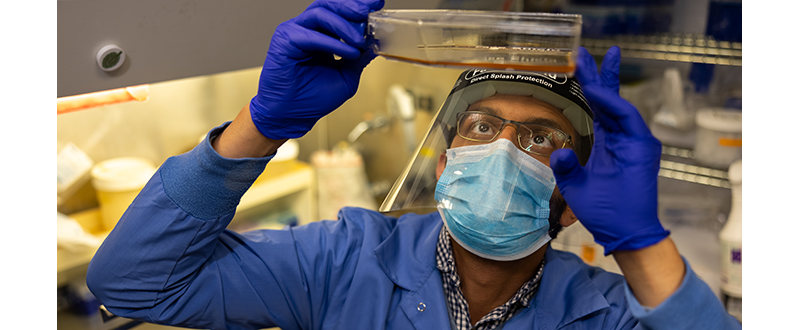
[649,67,696,149]
[312,142,377,221]
[348,84,418,154]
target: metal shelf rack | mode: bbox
[659,146,732,189]
[583,33,742,66]
[581,33,741,189]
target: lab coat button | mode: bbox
[417,302,426,312]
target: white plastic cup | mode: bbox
[91,157,156,231]
[694,108,742,170]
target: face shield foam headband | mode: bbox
[379,69,594,214]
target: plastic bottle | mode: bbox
[719,159,742,321]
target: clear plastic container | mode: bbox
[367,10,582,75]
[693,108,742,170]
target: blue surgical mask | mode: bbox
[435,139,556,261]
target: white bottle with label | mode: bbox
[719,159,742,321]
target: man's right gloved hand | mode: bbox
[250,0,385,140]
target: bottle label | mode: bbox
[719,137,742,147]
[720,239,742,296]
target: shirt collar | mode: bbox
[374,212,443,291]
[374,212,613,329]
[436,227,544,309]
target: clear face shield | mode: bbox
[379,69,594,220]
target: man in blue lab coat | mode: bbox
[86,0,741,329]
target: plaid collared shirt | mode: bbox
[436,227,545,330]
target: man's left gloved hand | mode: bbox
[550,47,670,255]
[250,0,385,140]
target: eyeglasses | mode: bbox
[455,111,573,157]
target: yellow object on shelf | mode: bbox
[69,207,106,236]
[255,159,304,184]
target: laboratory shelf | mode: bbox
[583,33,742,66]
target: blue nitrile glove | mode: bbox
[250,0,385,140]
[550,47,670,255]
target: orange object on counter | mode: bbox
[57,85,149,115]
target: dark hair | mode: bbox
[548,193,568,239]
[577,134,592,166]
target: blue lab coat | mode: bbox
[86,124,741,330]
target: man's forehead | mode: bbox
[466,94,576,133]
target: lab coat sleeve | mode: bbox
[625,258,742,330]
[86,122,321,330]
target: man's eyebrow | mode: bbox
[470,106,500,117]
[525,118,565,131]
[468,106,566,131]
